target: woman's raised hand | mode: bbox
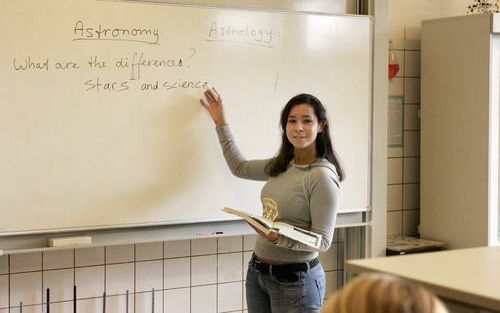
[200,87,227,127]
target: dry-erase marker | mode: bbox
[195,231,223,236]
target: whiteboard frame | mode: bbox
[0,0,377,253]
[0,0,388,255]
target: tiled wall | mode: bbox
[0,231,347,313]
[387,25,422,237]
[386,0,469,238]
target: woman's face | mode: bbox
[285,103,323,151]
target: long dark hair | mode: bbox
[265,93,345,181]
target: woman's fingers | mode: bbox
[200,87,226,126]
[247,223,279,243]
[203,88,222,106]
[199,98,209,109]
[204,89,217,104]
[211,87,220,99]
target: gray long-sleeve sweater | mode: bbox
[217,125,340,263]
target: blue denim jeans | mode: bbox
[246,257,326,313]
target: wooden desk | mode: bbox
[346,246,500,312]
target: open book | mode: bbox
[222,207,322,249]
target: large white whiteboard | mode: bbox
[0,0,372,235]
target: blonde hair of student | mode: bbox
[322,273,448,313]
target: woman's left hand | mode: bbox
[247,222,280,244]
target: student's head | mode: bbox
[280,94,329,156]
[321,273,448,313]
[267,93,344,179]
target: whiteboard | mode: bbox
[0,0,372,235]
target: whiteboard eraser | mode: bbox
[48,235,92,247]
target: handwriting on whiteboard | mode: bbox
[9,19,278,93]
[206,21,278,48]
[73,21,162,45]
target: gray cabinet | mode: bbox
[421,14,500,248]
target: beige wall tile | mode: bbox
[388,158,403,184]
[75,266,104,298]
[164,288,190,313]
[218,236,243,253]
[404,77,420,104]
[106,244,134,264]
[136,260,163,292]
[0,256,7,275]
[403,183,420,210]
[389,77,404,96]
[403,157,420,183]
[191,238,217,256]
[164,257,190,289]
[218,282,243,312]
[404,50,421,77]
[403,131,420,157]
[10,272,42,306]
[135,242,163,261]
[325,271,343,297]
[191,285,216,313]
[0,275,7,308]
[43,249,74,270]
[387,184,403,211]
[75,247,105,267]
[164,240,190,258]
[191,255,216,286]
[319,243,342,271]
[76,298,102,313]
[136,290,162,313]
[218,252,243,283]
[404,25,421,50]
[43,268,74,302]
[48,302,73,313]
[10,253,41,273]
[387,211,403,237]
[106,263,134,295]
[392,50,405,78]
[107,294,134,313]
[404,104,420,130]
[10,304,42,313]
[403,210,420,236]
[388,146,403,158]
